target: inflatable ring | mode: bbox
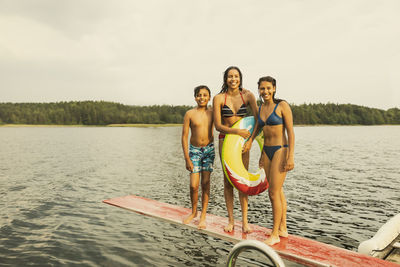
[221,116,268,195]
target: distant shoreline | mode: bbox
[0,124,182,128]
[107,123,181,127]
[1,101,399,125]
[1,123,399,128]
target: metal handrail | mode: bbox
[226,240,286,267]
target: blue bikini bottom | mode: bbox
[263,145,288,161]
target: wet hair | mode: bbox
[194,85,211,97]
[220,66,243,93]
[257,76,283,103]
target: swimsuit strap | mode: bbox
[224,91,245,106]
[239,91,246,105]
[257,105,264,126]
[273,102,279,112]
[261,102,279,114]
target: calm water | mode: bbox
[0,126,399,266]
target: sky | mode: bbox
[1,0,399,110]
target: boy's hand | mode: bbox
[242,139,252,153]
[185,159,194,172]
[237,129,251,139]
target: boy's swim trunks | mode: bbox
[189,142,215,173]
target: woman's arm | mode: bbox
[281,101,295,171]
[242,90,259,153]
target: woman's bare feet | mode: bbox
[183,212,197,224]
[264,235,280,246]
[224,222,235,232]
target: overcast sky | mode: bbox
[1,0,399,110]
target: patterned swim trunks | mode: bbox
[189,142,215,173]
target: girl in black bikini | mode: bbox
[244,76,295,245]
[212,66,258,233]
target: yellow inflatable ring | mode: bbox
[221,116,268,195]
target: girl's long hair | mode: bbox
[220,66,243,93]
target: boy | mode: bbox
[181,85,215,229]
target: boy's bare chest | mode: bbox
[191,112,212,127]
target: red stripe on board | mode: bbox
[103,195,398,267]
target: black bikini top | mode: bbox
[221,92,247,117]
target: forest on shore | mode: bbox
[0,101,399,125]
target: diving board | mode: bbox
[103,195,398,267]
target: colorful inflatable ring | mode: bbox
[221,116,268,195]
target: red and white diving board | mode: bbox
[103,195,398,267]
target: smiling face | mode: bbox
[258,81,276,103]
[226,69,241,90]
[195,88,211,107]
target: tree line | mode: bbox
[0,101,399,125]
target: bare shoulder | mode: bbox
[214,93,224,100]
[213,93,224,104]
[279,101,292,111]
[279,100,290,107]
[241,88,255,98]
[185,108,196,118]
[241,89,256,104]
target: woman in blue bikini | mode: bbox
[213,66,258,233]
[244,76,295,245]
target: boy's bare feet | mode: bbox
[242,223,252,234]
[198,218,206,229]
[264,235,280,246]
[224,223,234,233]
[183,212,197,224]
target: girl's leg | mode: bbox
[262,151,272,185]
[264,149,287,245]
[219,139,235,232]
[279,188,288,237]
[198,171,211,229]
[238,191,250,233]
[183,172,200,224]
[279,148,289,236]
[239,151,251,233]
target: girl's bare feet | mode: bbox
[279,230,288,237]
[183,212,197,224]
[264,235,280,246]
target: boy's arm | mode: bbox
[209,107,214,136]
[181,111,193,171]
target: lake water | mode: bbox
[0,125,399,266]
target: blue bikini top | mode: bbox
[258,102,284,126]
